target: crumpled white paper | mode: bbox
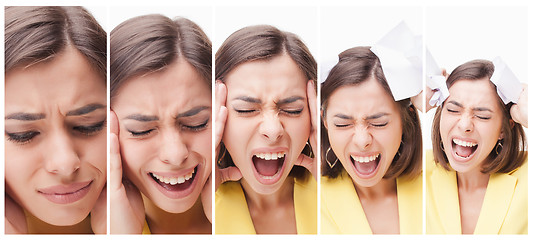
[370,21,422,101]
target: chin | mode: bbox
[32,205,91,226]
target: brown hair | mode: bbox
[5,6,106,79]
[215,25,317,178]
[110,14,212,100]
[321,47,422,179]
[431,59,526,173]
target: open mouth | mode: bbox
[148,166,198,198]
[452,138,478,160]
[252,152,286,182]
[351,153,381,177]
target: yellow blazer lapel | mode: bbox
[430,167,462,234]
[321,173,372,234]
[215,181,256,234]
[397,174,422,234]
[474,173,517,234]
[294,174,317,234]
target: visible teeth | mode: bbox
[351,154,380,163]
[453,139,477,147]
[254,152,286,160]
[151,168,195,185]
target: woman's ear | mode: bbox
[500,119,515,140]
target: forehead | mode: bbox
[224,54,308,98]
[326,78,398,117]
[447,78,501,108]
[113,58,210,111]
[5,47,105,111]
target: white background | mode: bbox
[1,0,533,238]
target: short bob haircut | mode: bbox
[110,14,212,100]
[215,25,317,179]
[5,6,106,79]
[321,47,422,179]
[431,59,526,173]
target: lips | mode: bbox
[351,153,381,178]
[37,180,93,204]
[452,138,478,160]
[148,166,198,199]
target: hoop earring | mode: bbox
[325,147,339,168]
[495,141,503,155]
[217,150,226,166]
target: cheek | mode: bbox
[186,130,212,161]
[5,146,38,193]
[222,116,253,159]
[81,134,107,173]
[120,138,153,175]
[326,129,350,159]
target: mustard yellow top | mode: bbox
[215,172,317,234]
[426,153,528,234]
[321,170,422,234]
[142,220,150,234]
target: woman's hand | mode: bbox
[90,185,107,234]
[110,111,146,234]
[295,80,318,181]
[214,81,242,191]
[511,83,528,128]
[5,194,27,234]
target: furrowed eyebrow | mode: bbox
[365,112,389,120]
[276,96,305,105]
[177,106,210,118]
[66,103,106,116]
[448,100,464,108]
[5,112,45,121]
[123,114,159,122]
[333,113,352,120]
[473,107,493,113]
[233,96,261,104]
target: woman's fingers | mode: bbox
[215,81,228,151]
[201,174,213,223]
[510,84,528,128]
[295,153,317,181]
[215,166,242,191]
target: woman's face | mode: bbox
[5,47,107,226]
[325,78,402,187]
[223,54,310,194]
[112,59,212,213]
[439,78,503,174]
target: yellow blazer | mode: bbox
[215,172,317,234]
[321,170,422,234]
[426,154,528,234]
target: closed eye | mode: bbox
[128,129,154,136]
[73,120,106,136]
[281,108,303,115]
[6,131,40,144]
[182,119,209,132]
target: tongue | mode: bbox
[455,145,474,158]
[253,156,280,176]
[354,160,378,175]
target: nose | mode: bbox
[259,111,284,143]
[457,113,474,133]
[45,129,80,176]
[353,125,372,150]
[159,129,189,165]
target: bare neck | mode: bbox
[353,177,397,200]
[456,169,490,191]
[240,176,295,210]
[144,196,211,234]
